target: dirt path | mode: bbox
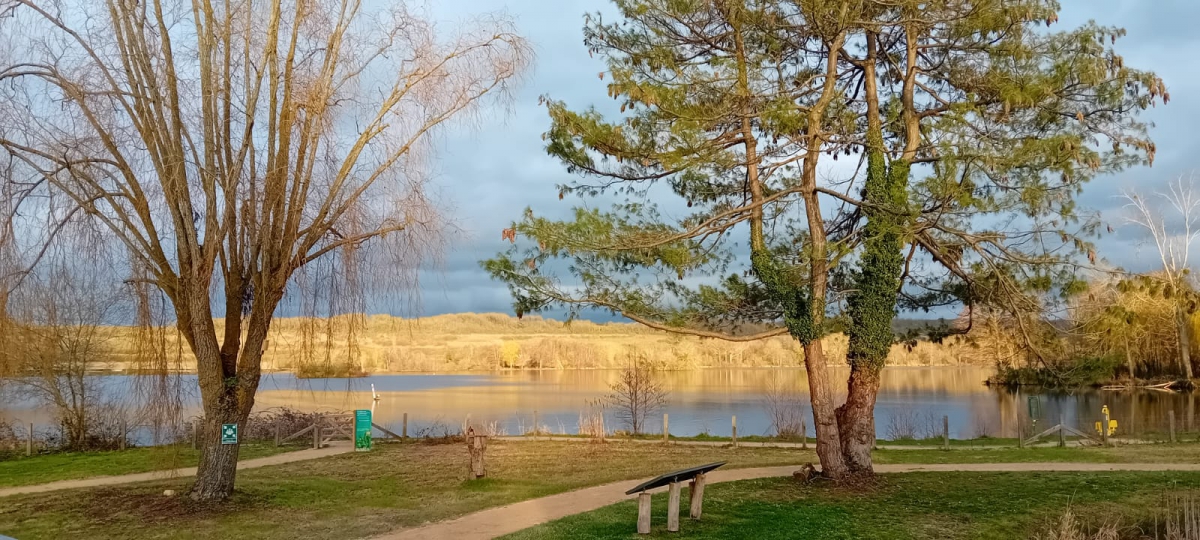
[0,443,353,498]
[382,461,1200,540]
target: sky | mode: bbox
[403,0,1200,319]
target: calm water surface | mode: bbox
[4,367,1197,443]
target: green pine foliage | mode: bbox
[484,0,1165,364]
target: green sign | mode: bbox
[354,410,372,451]
[221,423,238,445]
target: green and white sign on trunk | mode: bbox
[354,410,372,451]
[221,423,238,445]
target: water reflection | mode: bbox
[3,367,1196,443]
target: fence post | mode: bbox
[801,420,807,450]
[663,414,669,443]
[312,416,322,450]
[120,420,127,451]
[942,415,949,450]
[402,413,408,442]
[1170,410,1177,443]
[1017,414,1025,449]
[1058,413,1066,448]
[532,410,538,439]
[26,423,33,456]
[731,415,737,448]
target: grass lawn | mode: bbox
[4,440,1200,539]
[872,443,1200,464]
[0,441,814,540]
[0,443,299,488]
[503,471,1200,539]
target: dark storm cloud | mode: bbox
[412,0,1200,316]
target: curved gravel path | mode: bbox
[381,461,1200,540]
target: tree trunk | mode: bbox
[1125,339,1135,379]
[836,366,880,474]
[1177,307,1194,379]
[189,402,246,501]
[803,340,848,480]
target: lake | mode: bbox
[3,367,1196,443]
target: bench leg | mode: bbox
[689,473,706,520]
[637,492,652,534]
[667,482,681,532]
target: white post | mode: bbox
[637,492,652,534]
[667,482,681,532]
[689,473,706,520]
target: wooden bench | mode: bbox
[625,461,726,534]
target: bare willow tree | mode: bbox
[0,0,529,500]
[1121,174,1200,379]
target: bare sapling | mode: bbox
[607,355,668,436]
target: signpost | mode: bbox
[221,423,238,445]
[355,410,372,452]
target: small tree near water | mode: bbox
[607,358,668,436]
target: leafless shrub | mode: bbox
[416,418,462,445]
[578,399,607,440]
[1033,508,1121,540]
[1157,493,1200,540]
[973,410,998,439]
[1036,494,1200,540]
[1,261,132,451]
[920,410,946,440]
[481,421,507,437]
[885,410,921,441]
[244,408,326,443]
[606,355,668,435]
[0,419,21,457]
[763,375,806,439]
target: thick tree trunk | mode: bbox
[836,366,881,474]
[1178,307,1194,379]
[189,399,248,500]
[803,340,849,480]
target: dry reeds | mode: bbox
[56,313,987,373]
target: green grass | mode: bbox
[0,441,815,540]
[6,440,1200,540]
[873,443,1200,464]
[503,471,1200,539]
[0,443,299,488]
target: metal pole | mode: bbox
[942,415,949,450]
[731,415,737,448]
[402,412,408,442]
[27,423,33,456]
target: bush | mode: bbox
[294,362,368,379]
[988,356,1123,389]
